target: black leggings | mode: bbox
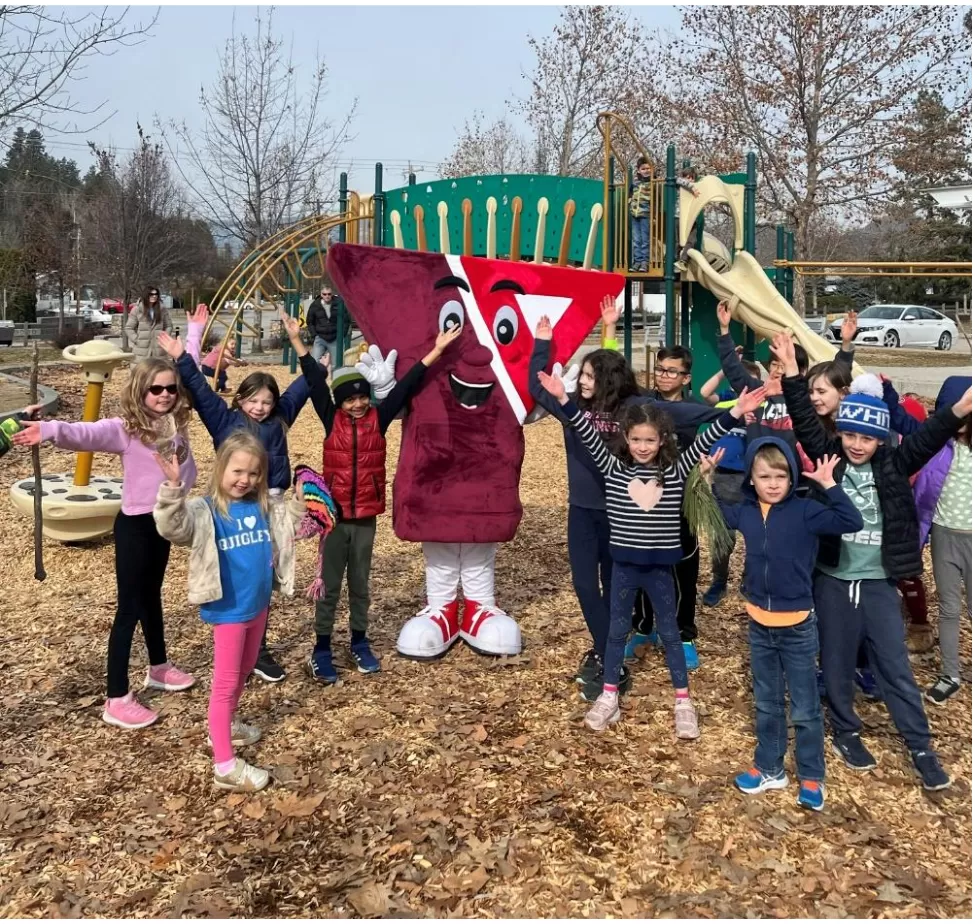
[107,512,171,697]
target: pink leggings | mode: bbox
[209,609,268,764]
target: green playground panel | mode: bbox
[382,175,605,266]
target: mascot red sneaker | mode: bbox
[326,244,624,659]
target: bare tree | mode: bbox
[164,8,356,250]
[83,125,185,349]
[516,6,654,178]
[439,112,532,178]
[643,5,970,311]
[0,6,157,140]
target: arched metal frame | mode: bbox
[200,198,376,386]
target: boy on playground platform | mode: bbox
[703,438,864,812]
[629,156,654,273]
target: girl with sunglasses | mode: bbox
[13,358,198,730]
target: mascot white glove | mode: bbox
[356,345,398,401]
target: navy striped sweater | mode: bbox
[565,400,735,565]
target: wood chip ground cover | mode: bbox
[0,363,970,918]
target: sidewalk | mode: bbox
[869,365,972,400]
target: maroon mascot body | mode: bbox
[326,243,624,658]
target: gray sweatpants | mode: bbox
[930,524,972,680]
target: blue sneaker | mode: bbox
[623,632,656,663]
[682,640,699,671]
[816,669,826,699]
[350,639,381,674]
[307,648,338,685]
[797,782,825,811]
[701,581,727,607]
[855,668,880,701]
[735,767,789,795]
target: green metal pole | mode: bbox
[623,280,632,364]
[786,231,795,305]
[664,145,677,348]
[372,162,384,247]
[338,172,348,244]
[408,172,416,186]
[606,154,616,274]
[775,225,787,299]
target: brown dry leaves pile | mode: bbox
[0,362,970,919]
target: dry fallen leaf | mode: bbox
[347,882,390,917]
[273,792,326,818]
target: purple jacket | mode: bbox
[913,441,954,548]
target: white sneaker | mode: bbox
[584,691,621,731]
[674,699,700,739]
[208,719,261,749]
[213,758,270,793]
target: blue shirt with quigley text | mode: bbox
[199,499,274,625]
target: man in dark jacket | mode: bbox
[306,285,340,371]
[776,331,970,792]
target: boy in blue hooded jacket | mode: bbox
[703,436,863,811]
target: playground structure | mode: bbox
[9,340,132,541]
[196,112,971,392]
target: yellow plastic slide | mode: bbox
[685,247,863,376]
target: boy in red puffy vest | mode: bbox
[299,326,460,683]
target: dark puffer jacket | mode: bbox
[782,374,963,579]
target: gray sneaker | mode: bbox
[674,699,700,739]
[584,692,621,731]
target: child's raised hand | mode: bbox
[157,331,184,359]
[770,331,796,365]
[278,308,300,341]
[433,322,462,355]
[731,384,767,418]
[802,454,841,490]
[535,314,553,341]
[21,403,45,420]
[152,450,182,486]
[536,369,567,404]
[840,310,858,345]
[600,295,621,327]
[188,303,209,327]
[699,447,724,481]
[11,420,42,446]
[716,300,732,333]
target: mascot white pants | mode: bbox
[396,542,523,659]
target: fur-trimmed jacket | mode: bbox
[153,482,306,605]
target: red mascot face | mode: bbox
[326,244,624,543]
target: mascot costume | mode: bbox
[326,243,625,659]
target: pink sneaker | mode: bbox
[102,693,159,730]
[145,663,196,692]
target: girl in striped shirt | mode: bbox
[538,357,766,736]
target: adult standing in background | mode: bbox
[126,286,174,360]
[306,285,340,372]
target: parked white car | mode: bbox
[827,304,958,350]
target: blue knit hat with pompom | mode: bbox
[837,374,889,439]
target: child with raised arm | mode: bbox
[775,332,971,791]
[278,310,462,681]
[702,440,863,811]
[538,361,766,736]
[13,358,198,730]
[153,430,308,792]
[159,307,321,683]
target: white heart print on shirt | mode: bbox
[244,516,257,530]
[627,478,663,512]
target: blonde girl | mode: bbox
[153,431,307,793]
[14,358,198,730]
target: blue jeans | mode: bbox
[631,216,649,267]
[815,572,930,751]
[608,561,686,690]
[749,614,825,781]
[312,336,340,371]
[567,506,612,654]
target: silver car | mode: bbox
[828,304,958,350]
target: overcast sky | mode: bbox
[34,3,682,198]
